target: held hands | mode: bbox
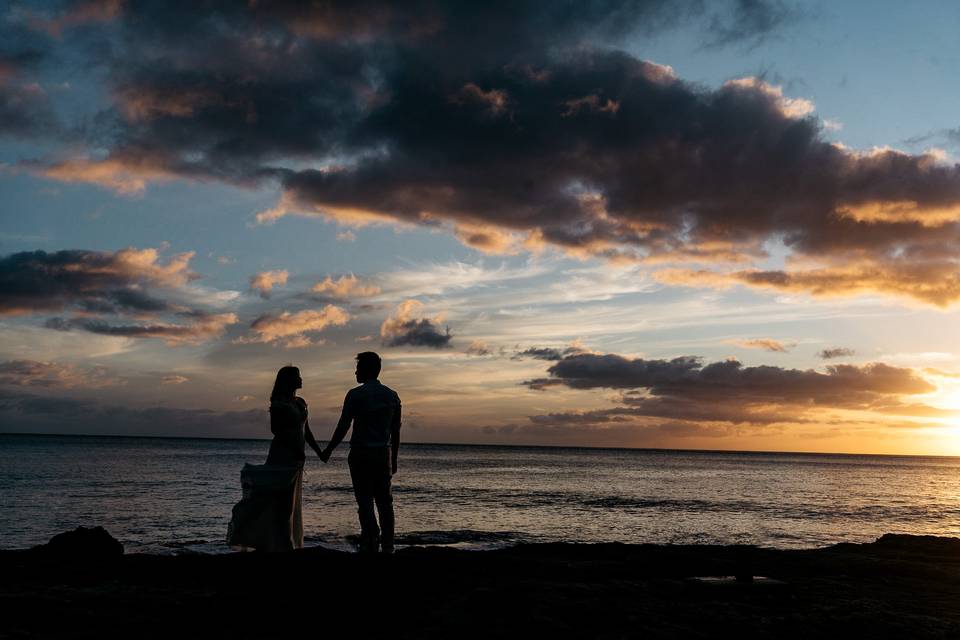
[317,448,331,463]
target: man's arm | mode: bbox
[390,398,401,475]
[319,393,353,462]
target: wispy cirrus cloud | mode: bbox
[727,338,795,353]
[0,359,124,388]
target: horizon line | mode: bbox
[1,431,957,460]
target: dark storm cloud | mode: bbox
[18,2,960,305]
[0,389,265,438]
[0,248,193,316]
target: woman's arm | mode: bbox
[304,420,323,457]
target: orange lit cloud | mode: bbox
[657,260,960,307]
[454,83,510,117]
[311,274,381,299]
[728,338,795,353]
[39,156,178,195]
[241,306,351,348]
[249,270,288,298]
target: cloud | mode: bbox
[509,349,955,442]
[703,0,803,50]
[452,223,523,255]
[249,269,288,298]
[822,118,843,132]
[0,248,194,316]
[454,83,510,117]
[656,260,960,308]
[728,338,794,353]
[258,54,960,306]
[45,312,239,346]
[538,352,933,396]
[380,260,547,297]
[311,274,381,299]
[514,343,590,361]
[465,340,493,356]
[160,374,189,384]
[818,347,856,360]
[525,351,944,427]
[241,305,351,347]
[0,247,245,345]
[0,79,58,138]
[15,2,960,307]
[26,0,124,37]
[380,300,452,348]
[36,155,183,195]
[336,230,356,242]
[0,359,123,388]
[0,389,266,438]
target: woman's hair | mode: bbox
[270,366,300,401]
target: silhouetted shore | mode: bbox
[3,532,960,638]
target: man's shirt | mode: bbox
[338,379,401,448]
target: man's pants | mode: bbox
[347,447,394,552]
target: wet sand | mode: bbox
[3,533,960,638]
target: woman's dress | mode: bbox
[227,398,308,552]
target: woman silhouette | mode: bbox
[228,366,324,551]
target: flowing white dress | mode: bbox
[227,398,307,552]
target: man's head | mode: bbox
[355,351,381,383]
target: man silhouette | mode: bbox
[319,352,402,553]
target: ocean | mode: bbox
[2,433,960,554]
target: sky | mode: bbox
[2,0,960,455]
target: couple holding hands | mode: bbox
[228,351,402,554]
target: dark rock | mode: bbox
[36,526,124,557]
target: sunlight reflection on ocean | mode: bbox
[3,434,960,554]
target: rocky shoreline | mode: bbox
[3,529,960,638]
